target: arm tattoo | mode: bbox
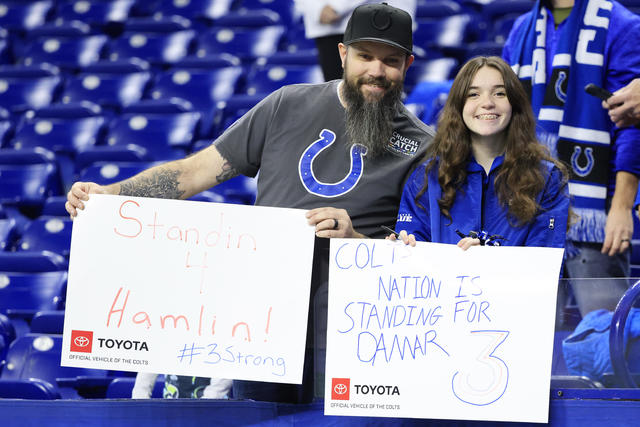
[119,169,185,199]
[216,158,239,184]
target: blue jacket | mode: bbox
[395,156,569,248]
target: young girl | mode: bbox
[391,56,569,249]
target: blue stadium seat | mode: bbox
[416,0,463,18]
[0,270,67,314]
[0,26,10,65]
[490,14,521,44]
[236,1,297,25]
[21,32,108,71]
[213,8,282,27]
[260,49,319,66]
[0,148,63,211]
[0,312,16,355]
[282,24,316,53]
[102,100,201,160]
[404,58,459,93]
[17,216,73,258]
[0,378,61,399]
[108,16,196,66]
[189,189,225,204]
[54,0,135,29]
[78,161,159,185]
[213,175,257,205]
[196,25,285,63]
[154,0,234,22]
[9,101,106,188]
[0,63,62,115]
[405,79,454,127]
[41,195,69,217]
[413,15,475,57]
[0,250,68,272]
[244,64,323,95]
[212,93,264,137]
[30,310,64,334]
[0,216,16,250]
[61,59,152,112]
[0,333,111,399]
[106,376,164,398]
[149,64,242,137]
[0,1,53,33]
[463,41,505,61]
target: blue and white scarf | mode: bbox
[507,0,612,242]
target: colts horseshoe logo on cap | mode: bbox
[371,9,392,31]
[298,129,366,198]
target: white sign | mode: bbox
[325,239,563,423]
[62,195,316,384]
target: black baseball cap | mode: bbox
[343,2,413,55]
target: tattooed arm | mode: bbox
[65,144,239,217]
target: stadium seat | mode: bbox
[54,0,135,32]
[29,310,64,334]
[463,41,505,61]
[149,63,242,137]
[0,312,16,356]
[17,216,73,258]
[0,250,68,272]
[416,0,463,18]
[282,24,316,53]
[236,1,298,26]
[0,216,16,250]
[78,161,159,185]
[1,333,111,398]
[101,99,201,160]
[212,93,264,137]
[0,378,61,399]
[196,25,285,63]
[153,0,234,22]
[244,64,323,95]
[0,148,64,211]
[41,195,69,217]
[10,101,106,188]
[405,79,454,127]
[61,59,152,112]
[108,16,196,66]
[404,58,459,93]
[106,376,164,398]
[213,8,282,27]
[189,189,225,204]
[212,175,257,205]
[259,49,319,66]
[413,15,475,58]
[21,32,108,71]
[0,1,54,33]
[0,63,62,115]
[0,270,67,314]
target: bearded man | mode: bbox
[66,3,433,404]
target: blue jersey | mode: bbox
[395,156,569,248]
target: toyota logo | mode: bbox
[74,336,90,347]
[334,383,348,395]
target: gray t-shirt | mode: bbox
[215,80,434,238]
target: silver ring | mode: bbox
[333,218,339,230]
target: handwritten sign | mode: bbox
[61,195,316,384]
[325,239,563,423]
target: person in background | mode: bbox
[603,78,640,129]
[502,0,640,316]
[66,3,432,404]
[390,56,569,251]
[294,0,416,81]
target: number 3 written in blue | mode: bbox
[451,330,510,406]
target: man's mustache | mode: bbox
[356,76,391,90]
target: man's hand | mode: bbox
[65,181,109,218]
[306,207,364,238]
[603,78,640,128]
[319,5,339,24]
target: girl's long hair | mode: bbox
[417,56,568,226]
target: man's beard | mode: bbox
[342,75,403,158]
